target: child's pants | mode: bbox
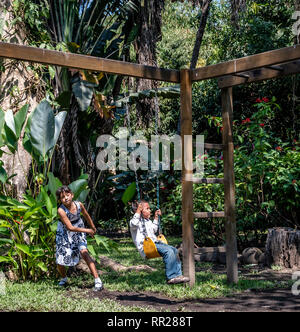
[155,242,182,281]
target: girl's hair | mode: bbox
[56,185,73,201]
[131,200,148,213]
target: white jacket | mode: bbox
[130,213,159,259]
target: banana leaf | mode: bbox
[71,77,97,112]
[121,182,136,205]
[29,100,55,160]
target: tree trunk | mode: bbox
[0,0,40,200]
[177,0,211,135]
[190,0,212,69]
[134,0,164,128]
[295,0,300,44]
[265,228,300,268]
[230,0,246,30]
[75,256,157,274]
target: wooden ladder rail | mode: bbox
[192,87,238,285]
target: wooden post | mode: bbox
[180,69,195,286]
[221,87,238,284]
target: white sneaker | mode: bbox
[94,283,103,291]
[94,280,103,291]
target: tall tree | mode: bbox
[176,0,212,135]
[134,0,165,128]
[230,0,246,29]
[295,0,300,43]
[0,0,40,199]
[190,0,212,69]
[47,0,138,184]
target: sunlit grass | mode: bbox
[93,237,293,300]
[0,236,293,311]
[0,279,152,312]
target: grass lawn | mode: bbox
[0,236,293,312]
[94,237,292,299]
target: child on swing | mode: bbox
[130,200,190,284]
[55,185,103,291]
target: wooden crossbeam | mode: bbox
[204,143,223,150]
[265,65,284,71]
[192,142,224,150]
[233,73,250,79]
[218,60,300,88]
[194,212,225,218]
[192,44,300,82]
[0,42,180,83]
[192,178,224,184]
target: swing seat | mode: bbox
[143,234,168,259]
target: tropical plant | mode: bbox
[0,171,92,281]
[0,99,122,280]
[161,97,300,247]
[45,0,139,184]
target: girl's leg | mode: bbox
[80,249,99,279]
[80,246,103,291]
[57,265,68,286]
[57,264,67,278]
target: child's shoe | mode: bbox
[167,275,190,284]
[58,277,68,287]
[94,278,103,291]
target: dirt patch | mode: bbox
[199,263,296,282]
[83,287,300,312]
[70,264,300,312]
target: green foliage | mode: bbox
[0,171,92,281]
[26,100,67,161]
[162,98,299,246]
[87,234,120,263]
[157,0,198,69]
[0,102,88,280]
[121,182,137,205]
[12,0,51,45]
[1,105,28,154]
[0,192,56,281]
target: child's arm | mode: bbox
[58,208,94,237]
[154,209,161,221]
[130,203,143,229]
[79,202,97,234]
[152,209,161,233]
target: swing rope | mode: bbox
[125,86,162,232]
[154,90,162,233]
[125,95,141,202]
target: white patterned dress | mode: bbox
[56,201,87,266]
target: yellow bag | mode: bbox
[143,234,168,259]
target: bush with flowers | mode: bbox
[162,97,299,247]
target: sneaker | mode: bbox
[58,277,68,287]
[167,275,190,285]
[94,282,104,292]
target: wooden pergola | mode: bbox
[1,42,300,286]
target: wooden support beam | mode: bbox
[193,44,300,82]
[0,42,180,83]
[194,212,225,218]
[233,73,250,79]
[192,178,224,184]
[221,87,238,284]
[193,142,224,150]
[204,143,223,150]
[180,69,195,287]
[265,65,284,71]
[218,60,300,88]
